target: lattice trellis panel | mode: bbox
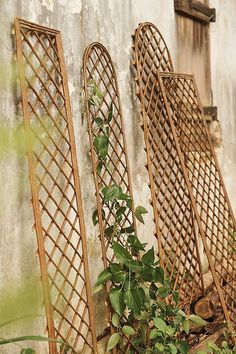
[132,22,204,307]
[83,43,136,267]
[160,72,236,323]
[83,42,138,354]
[132,21,236,337]
[15,18,98,354]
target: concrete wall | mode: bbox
[0,0,235,353]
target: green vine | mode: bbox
[89,81,207,354]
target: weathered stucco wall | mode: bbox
[0,1,176,353]
[0,0,236,353]
[210,0,236,214]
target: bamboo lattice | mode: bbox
[15,18,97,354]
[132,22,236,338]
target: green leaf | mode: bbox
[134,205,148,224]
[95,268,112,286]
[120,226,135,234]
[21,349,36,354]
[137,287,145,307]
[94,85,103,99]
[173,291,179,304]
[165,326,175,336]
[222,341,229,348]
[92,209,98,226]
[182,319,190,334]
[155,343,164,352]
[122,325,136,336]
[108,103,113,123]
[117,192,131,201]
[93,283,103,295]
[126,198,133,208]
[140,267,153,282]
[207,342,220,351]
[124,289,141,315]
[149,282,158,299]
[106,333,120,351]
[93,135,109,159]
[177,309,186,318]
[149,328,159,339]
[142,247,155,265]
[174,315,183,326]
[116,206,126,218]
[110,263,122,273]
[168,343,178,354]
[104,225,115,238]
[140,324,148,343]
[113,241,132,263]
[111,313,120,327]
[109,288,125,316]
[125,260,143,271]
[158,286,170,298]
[124,278,137,291]
[96,160,103,174]
[152,267,164,284]
[90,94,100,106]
[153,318,167,332]
[177,341,188,354]
[188,314,207,326]
[127,235,145,252]
[164,305,175,316]
[111,271,126,283]
[94,117,103,126]
[103,184,120,202]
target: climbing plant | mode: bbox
[89,81,206,354]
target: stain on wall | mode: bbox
[175,1,212,106]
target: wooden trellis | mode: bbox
[15,18,97,354]
[132,22,236,344]
[83,42,136,268]
[83,42,137,353]
[132,22,204,307]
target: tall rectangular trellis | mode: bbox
[132,21,236,343]
[15,18,97,353]
[160,71,236,323]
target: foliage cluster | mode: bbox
[89,82,206,354]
